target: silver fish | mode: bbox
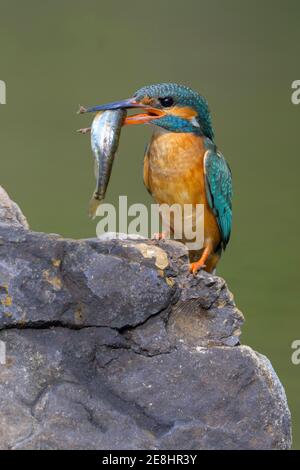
[89,109,126,218]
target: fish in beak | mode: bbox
[78,98,165,125]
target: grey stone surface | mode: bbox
[0,186,29,229]
[0,186,292,449]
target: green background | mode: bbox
[0,0,299,448]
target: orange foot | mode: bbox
[189,260,206,275]
[189,246,211,275]
[152,232,168,241]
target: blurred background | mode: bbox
[0,0,299,448]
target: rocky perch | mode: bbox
[0,186,291,450]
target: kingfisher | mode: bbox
[82,83,232,274]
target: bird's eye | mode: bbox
[158,96,174,107]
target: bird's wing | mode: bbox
[204,150,232,248]
[143,144,152,195]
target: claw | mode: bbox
[189,246,211,275]
[189,261,206,275]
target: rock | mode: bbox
[0,186,29,229]
[0,186,292,450]
[97,231,146,241]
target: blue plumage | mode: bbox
[204,144,232,249]
[134,83,214,140]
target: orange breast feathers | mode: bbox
[143,130,221,250]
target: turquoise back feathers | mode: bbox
[204,140,232,249]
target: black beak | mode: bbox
[78,98,145,114]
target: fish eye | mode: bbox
[158,96,174,107]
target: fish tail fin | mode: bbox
[88,192,103,219]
